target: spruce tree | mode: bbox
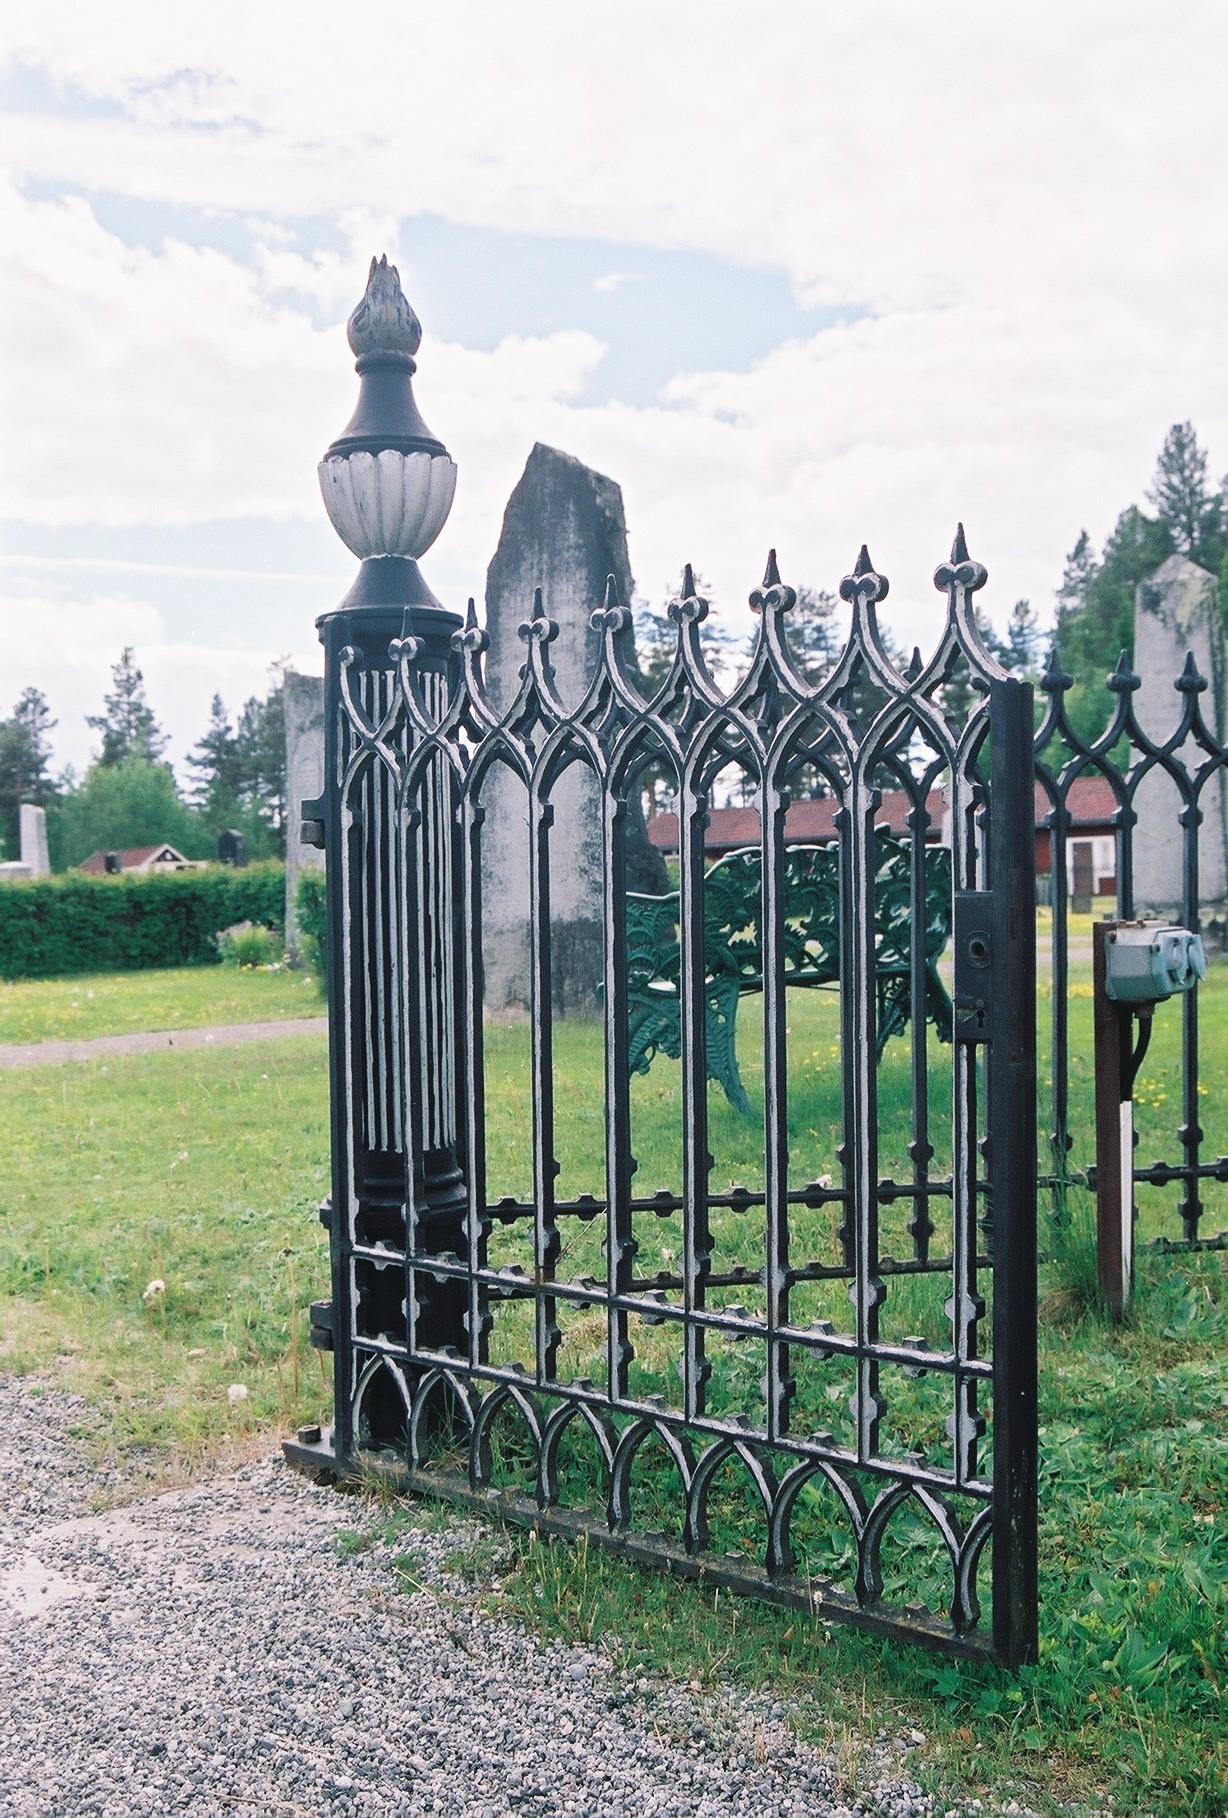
[0,687,58,857]
[186,694,240,826]
[1147,421,1224,567]
[86,649,168,767]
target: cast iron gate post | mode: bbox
[305,257,468,1463]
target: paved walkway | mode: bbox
[0,1016,328,1070]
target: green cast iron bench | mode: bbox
[625,833,953,1115]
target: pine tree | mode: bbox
[233,679,287,855]
[86,649,167,767]
[186,694,241,826]
[0,687,58,857]
[1004,598,1042,677]
[786,586,841,684]
[1147,421,1224,566]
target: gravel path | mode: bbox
[0,1378,1012,1818]
[0,1018,328,1069]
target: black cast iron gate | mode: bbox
[290,529,1038,1667]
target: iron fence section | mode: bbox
[1036,651,1228,1250]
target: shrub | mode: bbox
[0,862,285,981]
[214,921,284,969]
[295,870,329,992]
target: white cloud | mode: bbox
[0,583,316,776]
[1,0,1227,660]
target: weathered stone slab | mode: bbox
[481,442,666,1016]
[19,804,49,877]
[283,670,326,961]
[1132,555,1228,918]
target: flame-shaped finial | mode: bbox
[603,573,621,609]
[347,255,422,363]
[682,562,698,600]
[950,523,970,564]
[762,548,782,588]
[465,597,478,631]
[853,544,874,577]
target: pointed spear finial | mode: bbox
[951,523,970,564]
[682,562,697,599]
[762,548,781,588]
[853,543,874,578]
[603,572,620,609]
[531,585,545,620]
[465,597,478,631]
[905,645,924,681]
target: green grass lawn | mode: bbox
[0,963,325,1046]
[0,1035,333,1471]
[0,965,1224,1815]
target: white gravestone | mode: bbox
[20,804,49,877]
[283,670,327,962]
[1131,555,1228,919]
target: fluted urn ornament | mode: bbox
[319,256,457,604]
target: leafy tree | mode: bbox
[47,758,203,871]
[1147,421,1225,570]
[86,648,168,767]
[0,687,58,858]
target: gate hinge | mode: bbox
[301,793,326,850]
[953,890,995,1044]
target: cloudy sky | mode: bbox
[2,2,1226,778]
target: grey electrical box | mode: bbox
[1103,922,1207,1004]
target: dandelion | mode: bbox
[142,1279,166,1303]
[227,1383,249,1406]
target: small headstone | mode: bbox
[283,670,326,961]
[19,804,49,877]
[104,852,121,875]
[1131,555,1228,920]
[217,829,247,867]
[481,443,666,1016]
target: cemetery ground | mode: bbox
[0,961,1224,1816]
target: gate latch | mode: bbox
[953,891,995,1044]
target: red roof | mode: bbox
[78,844,189,874]
[647,777,1117,854]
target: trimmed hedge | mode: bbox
[295,869,328,992]
[0,863,286,981]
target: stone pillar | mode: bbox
[481,442,667,1016]
[283,669,326,961]
[19,805,49,877]
[1131,554,1228,919]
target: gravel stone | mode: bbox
[0,1377,1039,1818]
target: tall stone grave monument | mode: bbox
[19,804,49,876]
[1132,554,1228,919]
[283,669,326,960]
[482,442,666,1016]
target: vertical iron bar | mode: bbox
[1048,788,1072,1222]
[989,676,1039,1669]
[603,782,633,1403]
[1180,797,1203,1242]
[908,788,934,1261]
[678,772,712,1422]
[1093,922,1133,1320]
[845,779,882,1463]
[760,766,790,1444]
[529,790,559,1384]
